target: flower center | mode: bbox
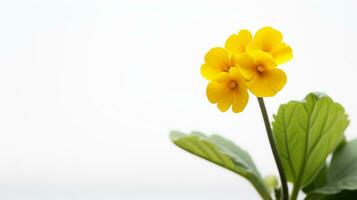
[229,81,238,89]
[257,65,265,73]
[222,65,231,72]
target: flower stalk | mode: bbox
[290,183,300,200]
[257,97,289,200]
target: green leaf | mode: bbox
[170,131,271,200]
[272,93,349,187]
[305,190,357,200]
[303,163,328,193]
[309,139,357,195]
[303,138,347,194]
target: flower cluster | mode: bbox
[201,27,292,113]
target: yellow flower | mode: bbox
[206,67,249,113]
[235,51,287,97]
[202,27,292,112]
[225,29,252,55]
[200,47,236,80]
[201,30,252,81]
[247,27,292,65]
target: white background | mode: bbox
[0,0,357,199]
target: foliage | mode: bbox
[170,131,272,200]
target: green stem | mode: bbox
[290,183,300,200]
[257,97,289,200]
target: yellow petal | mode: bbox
[237,29,253,46]
[225,35,244,55]
[228,67,247,90]
[230,54,239,67]
[206,73,230,103]
[214,72,231,84]
[235,53,257,80]
[247,74,276,97]
[201,63,222,80]
[204,47,230,69]
[254,27,283,52]
[206,82,228,103]
[250,51,276,69]
[232,89,249,113]
[245,42,260,54]
[270,42,293,65]
[225,29,252,55]
[217,91,233,112]
[264,68,287,93]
